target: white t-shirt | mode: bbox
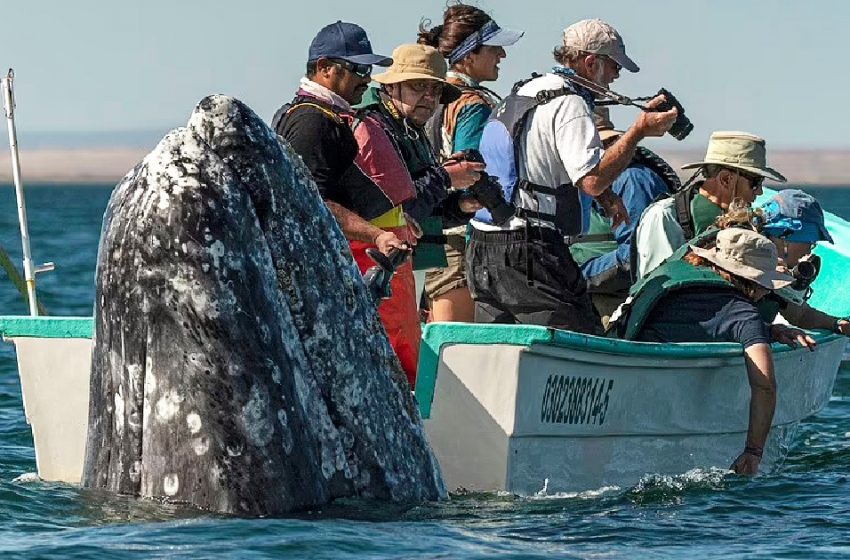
[516,73,603,188]
[472,73,602,232]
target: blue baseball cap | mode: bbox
[759,189,834,244]
[308,21,392,66]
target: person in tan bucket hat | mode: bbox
[620,227,815,476]
[634,130,787,279]
[347,43,486,387]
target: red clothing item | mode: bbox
[352,114,417,208]
[351,226,421,388]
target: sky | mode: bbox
[2,0,848,150]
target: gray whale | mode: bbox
[81,95,445,515]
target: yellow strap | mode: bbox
[286,102,343,125]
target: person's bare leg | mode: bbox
[430,286,475,323]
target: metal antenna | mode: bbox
[2,69,53,316]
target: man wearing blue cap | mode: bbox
[273,22,408,256]
[757,189,850,336]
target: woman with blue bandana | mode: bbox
[417,4,523,322]
[756,190,850,335]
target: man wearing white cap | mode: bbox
[466,18,677,333]
[634,131,787,279]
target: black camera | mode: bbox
[654,88,693,141]
[362,247,409,304]
[790,253,821,293]
[452,149,516,226]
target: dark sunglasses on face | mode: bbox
[330,59,372,78]
[600,54,622,72]
[740,171,765,190]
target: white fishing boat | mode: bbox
[416,323,846,494]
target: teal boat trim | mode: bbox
[415,322,841,419]
[0,316,93,339]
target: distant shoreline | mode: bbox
[0,147,848,186]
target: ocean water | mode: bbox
[0,184,848,559]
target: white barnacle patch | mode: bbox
[163,473,180,496]
[128,460,142,484]
[157,190,170,211]
[169,277,191,293]
[192,436,210,456]
[241,384,274,447]
[127,364,143,387]
[277,409,294,454]
[186,412,202,434]
[155,390,184,422]
[114,389,125,434]
[207,240,226,270]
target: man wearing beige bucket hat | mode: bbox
[347,43,485,388]
[616,227,815,475]
[634,131,787,279]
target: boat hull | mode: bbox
[418,324,846,494]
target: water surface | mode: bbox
[0,185,847,559]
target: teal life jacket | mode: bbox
[612,243,734,340]
[611,231,803,339]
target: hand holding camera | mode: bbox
[634,93,679,139]
[448,150,516,225]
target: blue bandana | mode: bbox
[550,66,596,109]
[448,20,499,65]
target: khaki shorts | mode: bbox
[424,232,469,299]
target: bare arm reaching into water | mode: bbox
[731,342,777,475]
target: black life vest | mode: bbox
[482,76,584,236]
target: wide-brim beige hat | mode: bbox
[372,44,461,104]
[690,227,794,290]
[682,130,787,183]
[592,107,623,142]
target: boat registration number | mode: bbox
[539,375,614,426]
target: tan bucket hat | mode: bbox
[682,131,787,182]
[372,44,461,103]
[690,227,794,290]
[562,19,639,73]
[593,107,623,142]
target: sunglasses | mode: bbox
[600,54,622,73]
[329,58,372,78]
[405,80,444,97]
[739,171,765,190]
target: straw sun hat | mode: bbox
[690,227,794,290]
[682,131,787,182]
[372,44,461,103]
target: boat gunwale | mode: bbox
[416,322,845,419]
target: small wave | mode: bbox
[11,472,41,484]
[529,478,621,501]
[625,467,730,502]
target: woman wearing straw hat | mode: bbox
[615,227,815,474]
[348,43,484,387]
